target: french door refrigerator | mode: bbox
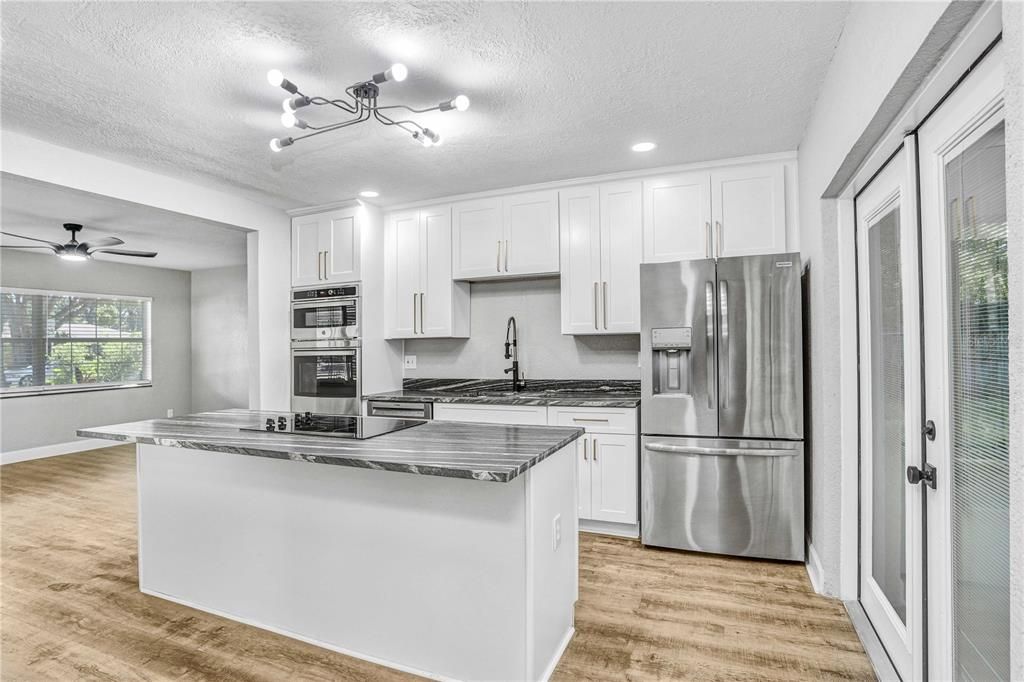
[639,254,804,561]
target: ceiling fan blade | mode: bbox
[79,236,125,250]
[0,244,58,250]
[0,231,63,248]
[90,248,158,258]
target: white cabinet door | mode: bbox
[387,211,420,338]
[292,216,323,287]
[559,186,601,334]
[432,403,549,425]
[577,438,593,519]
[599,181,642,333]
[504,190,559,276]
[420,205,460,337]
[452,198,503,279]
[710,164,786,257]
[590,433,638,524]
[642,172,712,263]
[324,209,360,283]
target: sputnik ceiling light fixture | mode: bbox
[266,64,469,152]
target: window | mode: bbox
[0,288,152,396]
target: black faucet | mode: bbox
[504,316,524,392]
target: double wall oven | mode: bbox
[291,284,361,416]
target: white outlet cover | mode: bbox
[167,408,174,418]
[552,514,562,551]
[404,355,417,369]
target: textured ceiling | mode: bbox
[1,174,248,271]
[1,1,849,209]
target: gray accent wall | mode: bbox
[191,265,248,413]
[0,250,192,452]
[403,278,640,381]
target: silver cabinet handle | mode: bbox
[419,291,425,334]
[317,251,323,280]
[593,282,599,330]
[592,437,598,461]
[645,442,797,457]
[325,249,329,278]
[705,281,715,409]
[719,280,729,408]
[602,281,608,330]
[497,241,501,272]
[321,250,327,280]
[715,221,722,258]
[572,417,609,423]
[504,240,509,272]
[412,293,418,334]
[705,222,712,258]
[583,438,588,461]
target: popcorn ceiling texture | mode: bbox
[0,1,848,209]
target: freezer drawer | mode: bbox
[640,436,804,561]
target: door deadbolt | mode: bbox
[922,420,936,441]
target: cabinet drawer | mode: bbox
[548,407,637,434]
[433,403,548,425]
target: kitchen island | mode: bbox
[79,410,583,681]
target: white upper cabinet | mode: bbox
[503,190,559,276]
[385,205,469,339]
[452,191,559,279]
[642,161,788,262]
[559,182,642,334]
[291,207,361,287]
[642,171,712,263]
[710,163,786,257]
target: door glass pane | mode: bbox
[867,207,907,623]
[946,121,1009,681]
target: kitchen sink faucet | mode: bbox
[504,316,524,392]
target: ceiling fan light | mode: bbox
[59,253,88,262]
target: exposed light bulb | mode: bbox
[283,96,311,113]
[631,141,657,152]
[359,190,380,198]
[267,69,298,94]
[427,129,442,145]
[388,63,408,82]
[270,137,294,152]
[281,112,308,129]
[453,95,470,111]
[412,131,433,147]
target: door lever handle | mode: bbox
[907,463,937,489]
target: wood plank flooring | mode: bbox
[1,445,874,681]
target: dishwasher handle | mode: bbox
[366,401,433,419]
[644,442,796,457]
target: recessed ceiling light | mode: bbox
[359,190,380,198]
[631,142,657,153]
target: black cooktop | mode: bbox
[242,413,425,440]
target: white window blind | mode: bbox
[0,287,152,396]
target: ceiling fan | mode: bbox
[0,223,158,262]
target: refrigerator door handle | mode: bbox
[705,281,715,409]
[719,280,729,408]
[645,442,797,457]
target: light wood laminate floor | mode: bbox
[2,445,874,680]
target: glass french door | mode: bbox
[918,43,1009,682]
[855,144,925,680]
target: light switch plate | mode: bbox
[166,409,174,418]
[404,355,417,369]
[552,514,562,551]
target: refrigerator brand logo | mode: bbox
[775,261,793,268]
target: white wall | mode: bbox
[0,132,292,411]
[190,265,248,413]
[797,1,954,597]
[404,278,640,381]
[0,250,191,452]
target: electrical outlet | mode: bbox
[552,514,562,551]
[404,355,417,369]
[166,408,174,418]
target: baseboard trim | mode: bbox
[1,438,112,466]
[579,519,639,539]
[539,627,575,682]
[805,537,825,594]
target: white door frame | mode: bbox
[916,42,1005,681]
[854,144,925,680]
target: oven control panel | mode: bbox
[293,284,359,301]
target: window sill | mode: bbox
[0,382,153,399]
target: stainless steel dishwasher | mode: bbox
[365,400,433,420]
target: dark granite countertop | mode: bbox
[78,409,582,483]
[366,378,641,408]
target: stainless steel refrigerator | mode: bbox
[639,254,804,561]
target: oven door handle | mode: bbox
[292,300,358,310]
[292,349,357,357]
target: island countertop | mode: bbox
[78,409,582,483]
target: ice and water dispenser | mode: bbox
[650,327,692,395]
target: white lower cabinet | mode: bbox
[433,403,639,532]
